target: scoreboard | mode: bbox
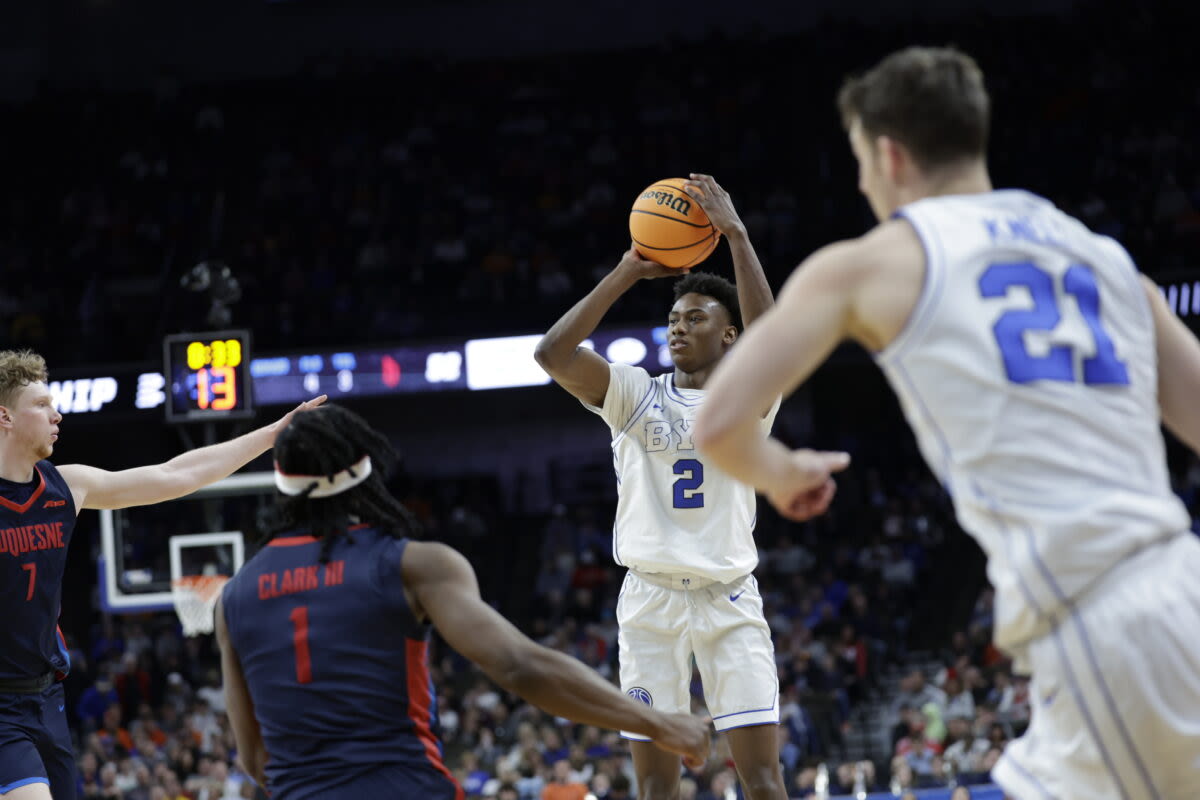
[48,324,675,421]
[164,331,255,422]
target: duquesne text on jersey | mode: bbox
[257,559,346,600]
[0,522,66,556]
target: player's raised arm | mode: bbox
[1142,275,1200,455]
[682,174,774,326]
[534,247,683,407]
[693,240,873,520]
[214,595,268,787]
[58,395,327,511]
[401,540,711,767]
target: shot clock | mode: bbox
[164,331,255,421]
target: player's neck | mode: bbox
[904,161,992,205]
[673,366,713,391]
[0,447,38,483]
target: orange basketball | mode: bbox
[629,178,718,268]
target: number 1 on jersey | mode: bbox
[289,605,313,684]
[672,459,705,509]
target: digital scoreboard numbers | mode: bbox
[164,331,255,422]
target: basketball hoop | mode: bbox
[171,575,230,636]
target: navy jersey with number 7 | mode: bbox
[0,461,76,682]
[221,525,462,800]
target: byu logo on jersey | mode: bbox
[643,419,695,453]
[627,687,653,706]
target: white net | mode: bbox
[171,575,230,636]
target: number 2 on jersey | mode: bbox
[672,459,705,509]
[979,261,1130,386]
[289,605,313,684]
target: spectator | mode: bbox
[78,668,120,730]
[942,713,990,776]
[943,676,975,723]
[542,759,587,800]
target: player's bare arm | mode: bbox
[58,395,327,511]
[400,540,711,767]
[1142,274,1200,455]
[214,595,268,787]
[682,174,774,326]
[694,222,923,519]
[534,248,684,407]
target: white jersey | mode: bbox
[878,189,1190,653]
[584,363,780,583]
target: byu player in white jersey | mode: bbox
[536,175,824,800]
[694,47,1200,800]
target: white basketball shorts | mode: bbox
[993,533,1200,800]
[615,570,779,739]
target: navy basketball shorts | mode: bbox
[0,683,76,799]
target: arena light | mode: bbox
[465,335,552,390]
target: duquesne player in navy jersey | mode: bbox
[0,350,325,800]
[217,404,710,800]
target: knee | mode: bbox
[636,776,680,800]
[739,765,786,800]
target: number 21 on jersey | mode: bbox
[979,261,1130,386]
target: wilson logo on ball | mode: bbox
[639,190,692,216]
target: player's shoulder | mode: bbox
[802,220,923,289]
[606,361,657,395]
[400,539,474,586]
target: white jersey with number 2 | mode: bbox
[584,363,780,583]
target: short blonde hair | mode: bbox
[0,350,48,408]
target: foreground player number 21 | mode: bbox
[673,459,705,509]
[980,261,1130,386]
[289,606,314,684]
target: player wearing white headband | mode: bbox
[216,404,710,800]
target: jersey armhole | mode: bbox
[876,212,945,366]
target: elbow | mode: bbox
[533,338,557,370]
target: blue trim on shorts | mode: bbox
[1049,626,1132,800]
[0,776,50,793]
[711,704,777,721]
[718,719,779,732]
[1067,608,1160,799]
[620,733,652,743]
[999,754,1056,800]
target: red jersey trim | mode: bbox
[0,467,47,514]
[267,536,320,547]
[405,640,463,799]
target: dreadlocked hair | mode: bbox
[673,272,743,333]
[264,404,422,562]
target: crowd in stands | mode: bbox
[0,1,1197,367]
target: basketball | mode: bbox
[629,178,719,268]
